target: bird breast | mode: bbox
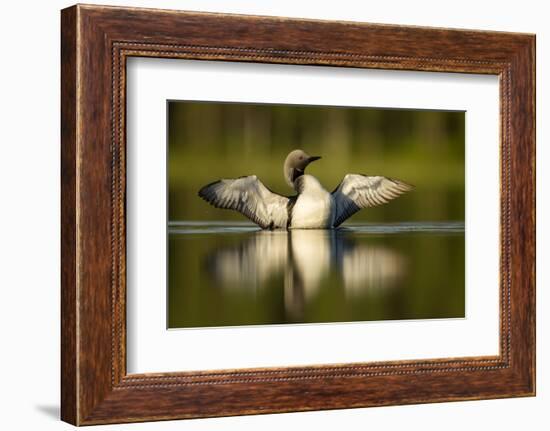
[290,175,334,229]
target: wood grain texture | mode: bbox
[60,4,535,425]
[60,5,78,425]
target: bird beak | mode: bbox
[307,156,321,163]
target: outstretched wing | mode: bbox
[198,175,290,229]
[332,174,413,227]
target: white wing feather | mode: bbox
[332,174,413,227]
[198,175,289,229]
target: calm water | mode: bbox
[167,222,465,329]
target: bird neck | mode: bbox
[285,166,304,189]
[293,174,325,194]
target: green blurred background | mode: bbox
[168,101,465,223]
[167,101,465,328]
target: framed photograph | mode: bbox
[61,4,535,425]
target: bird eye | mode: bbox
[299,156,303,160]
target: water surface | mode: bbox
[168,221,465,328]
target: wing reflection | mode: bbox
[340,244,407,294]
[205,229,407,319]
[205,231,288,287]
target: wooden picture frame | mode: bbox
[61,4,535,425]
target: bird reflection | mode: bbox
[205,230,407,320]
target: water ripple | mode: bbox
[168,221,464,235]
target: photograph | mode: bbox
[167,101,466,328]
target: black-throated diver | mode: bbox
[198,149,413,229]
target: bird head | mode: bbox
[283,149,321,189]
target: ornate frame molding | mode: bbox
[61,5,535,425]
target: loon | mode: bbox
[198,149,413,229]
